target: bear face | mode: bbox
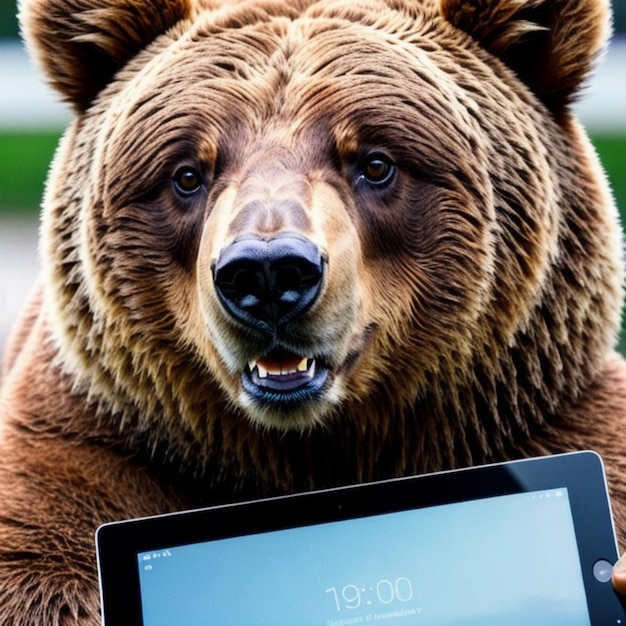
[14,0,622,482]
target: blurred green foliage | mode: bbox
[0,0,18,38]
[0,131,59,212]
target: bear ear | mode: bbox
[439,0,611,112]
[19,0,192,112]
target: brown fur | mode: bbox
[1,0,625,622]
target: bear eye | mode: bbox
[359,153,396,187]
[172,166,203,197]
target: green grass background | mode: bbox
[0,131,60,213]
[1,131,625,349]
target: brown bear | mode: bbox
[1,0,625,622]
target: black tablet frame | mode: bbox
[96,451,625,625]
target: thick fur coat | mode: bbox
[1,0,625,622]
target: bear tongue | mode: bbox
[251,356,309,379]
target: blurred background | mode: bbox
[0,1,625,358]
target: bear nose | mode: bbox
[212,233,326,332]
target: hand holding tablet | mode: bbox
[613,555,626,594]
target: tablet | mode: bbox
[96,451,625,625]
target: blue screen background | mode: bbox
[137,488,589,625]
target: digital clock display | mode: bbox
[325,577,415,610]
[137,488,590,625]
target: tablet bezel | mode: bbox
[96,451,625,625]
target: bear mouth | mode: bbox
[242,349,329,405]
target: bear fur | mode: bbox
[1,0,626,622]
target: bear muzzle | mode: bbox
[212,232,331,406]
[198,169,363,425]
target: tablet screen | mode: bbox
[136,487,588,625]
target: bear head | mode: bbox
[18,0,623,486]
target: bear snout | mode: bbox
[212,232,327,334]
[196,169,365,427]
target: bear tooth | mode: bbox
[248,361,269,379]
[297,358,309,372]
